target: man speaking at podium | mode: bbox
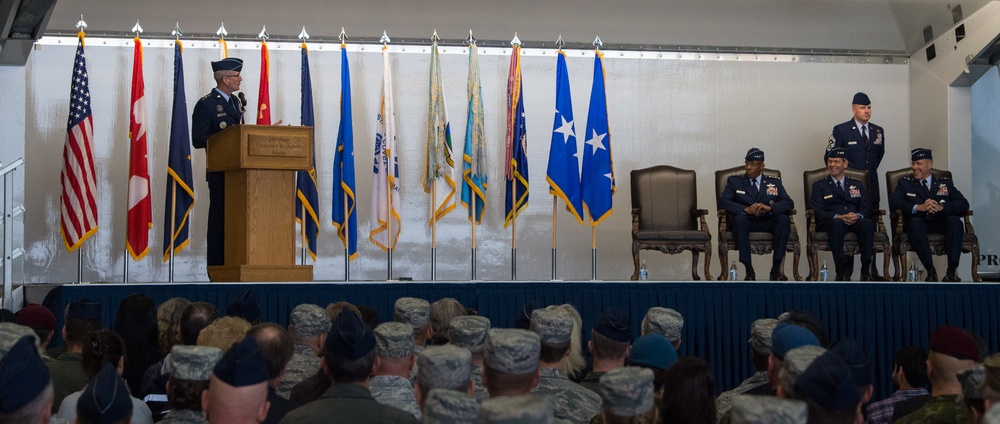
[192,57,245,267]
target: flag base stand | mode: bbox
[208,265,313,282]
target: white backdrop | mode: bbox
[21,37,911,283]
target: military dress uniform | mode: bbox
[826,120,884,205]
[810,174,874,279]
[889,171,968,280]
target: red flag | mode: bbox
[60,31,99,252]
[256,41,271,125]
[126,36,152,260]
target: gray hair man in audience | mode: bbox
[529,307,602,423]
[158,345,221,424]
[422,389,479,424]
[580,308,632,394]
[447,315,491,400]
[414,345,473,411]
[717,318,779,422]
[640,307,683,350]
[278,304,330,399]
[482,329,541,398]
[370,322,421,420]
[247,323,298,424]
[0,336,53,424]
[730,395,807,424]
[202,337,271,424]
[597,366,657,424]
[480,394,556,424]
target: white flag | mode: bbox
[369,47,401,250]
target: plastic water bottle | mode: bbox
[819,261,829,281]
[729,262,738,281]
[639,260,648,281]
[907,262,917,282]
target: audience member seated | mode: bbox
[278,303,330,399]
[580,308,631,395]
[50,299,103,412]
[640,307,683,350]
[196,316,251,352]
[428,298,467,345]
[896,325,980,424]
[717,318,779,422]
[447,315,491,400]
[421,389,478,424]
[482,329,541,398]
[157,345,221,424]
[156,297,192,354]
[203,337,271,424]
[16,304,57,351]
[863,346,928,424]
[0,336,54,424]
[529,307,601,423]
[248,323,298,424]
[115,293,165,394]
[370,322,420,420]
[626,334,678,414]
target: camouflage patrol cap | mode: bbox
[749,318,779,355]
[448,315,490,353]
[168,345,222,381]
[485,329,540,375]
[957,364,986,402]
[641,307,683,342]
[480,393,554,424]
[374,322,414,358]
[290,304,331,338]
[394,297,430,330]
[529,308,573,344]
[0,322,40,360]
[779,345,826,398]
[730,395,807,424]
[598,367,655,417]
[423,389,479,424]
[417,345,472,390]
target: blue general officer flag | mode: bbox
[545,51,583,225]
[296,43,320,260]
[504,45,528,228]
[332,45,358,260]
[162,41,195,260]
[581,51,615,225]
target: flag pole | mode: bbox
[471,200,477,281]
[551,197,558,280]
[511,181,517,281]
[591,220,598,281]
[168,187,177,283]
[77,249,83,283]
[343,196,350,281]
[431,180,437,281]
[300,204,307,265]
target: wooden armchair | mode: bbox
[885,167,981,282]
[802,168,891,280]
[630,165,712,281]
[715,166,801,281]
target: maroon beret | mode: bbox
[16,304,56,332]
[929,325,980,362]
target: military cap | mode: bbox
[594,308,631,343]
[745,148,765,162]
[599,367,654,417]
[226,289,260,323]
[290,304,331,338]
[852,92,870,105]
[771,323,820,361]
[830,339,872,387]
[984,404,1000,424]
[957,364,986,402]
[485,328,540,375]
[78,363,133,424]
[0,322,40,359]
[730,395,807,424]
[929,324,979,362]
[448,315,490,352]
[749,318,779,355]
[795,350,859,412]
[213,336,268,387]
[827,147,848,160]
[780,345,826,397]
[0,336,50,414]
[168,345,222,381]
[394,297,430,330]
[423,389,479,424]
[374,322,414,358]
[211,57,243,72]
[480,393,554,424]
[16,304,56,332]
[326,307,376,360]
[530,308,573,344]
[417,345,472,390]
[911,148,932,162]
[628,334,677,370]
[67,299,102,321]
[641,307,683,342]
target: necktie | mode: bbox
[922,179,930,195]
[750,179,758,196]
[861,126,869,144]
[836,180,843,195]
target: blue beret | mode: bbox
[227,289,260,323]
[828,147,848,159]
[795,350,860,412]
[0,336,50,413]
[326,308,376,360]
[771,323,820,361]
[594,308,631,343]
[78,363,133,424]
[68,299,102,321]
[212,336,268,387]
[852,92,870,105]
[830,339,872,387]
[745,148,764,162]
[211,57,243,72]
[628,334,677,369]
[911,148,932,162]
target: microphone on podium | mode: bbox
[237,92,247,124]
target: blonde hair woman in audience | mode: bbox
[429,298,467,345]
[553,304,587,379]
[196,316,251,352]
[156,297,191,354]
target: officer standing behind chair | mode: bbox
[719,148,794,281]
[192,58,245,267]
[826,92,885,210]
[810,147,875,281]
[889,148,969,282]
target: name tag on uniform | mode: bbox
[848,141,857,145]
[736,190,746,194]
[906,192,916,197]
[823,194,833,199]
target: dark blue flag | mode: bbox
[162,41,194,260]
[296,44,320,260]
[332,45,358,260]
[581,51,615,225]
[545,51,583,224]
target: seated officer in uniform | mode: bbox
[719,148,795,281]
[889,148,969,282]
[810,147,875,281]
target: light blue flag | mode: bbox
[296,44,320,260]
[581,51,615,225]
[332,45,358,260]
[461,42,488,223]
[545,51,583,225]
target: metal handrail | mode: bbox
[2,158,24,310]
[0,158,23,177]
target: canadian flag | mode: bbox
[126,36,151,260]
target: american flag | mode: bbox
[60,34,99,252]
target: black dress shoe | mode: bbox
[745,268,756,281]
[925,271,938,282]
[942,273,959,282]
[769,271,787,281]
[835,274,848,282]
[860,272,873,281]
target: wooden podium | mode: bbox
[206,125,314,282]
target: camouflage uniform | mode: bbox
[471,365,489,400]
[423,389,479,424]
[894,395,968,424]
[598,367,655,418]
[716,372,770,422]
[730,395,806,424]
[158,409,208,424]
[369,375,421,421]
[481,393,556,424]
[279,344,321,399]
[448,316,490,400]
[280,304,331,399]
[534,367,601,424]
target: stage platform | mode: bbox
[43,279,1000,399]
